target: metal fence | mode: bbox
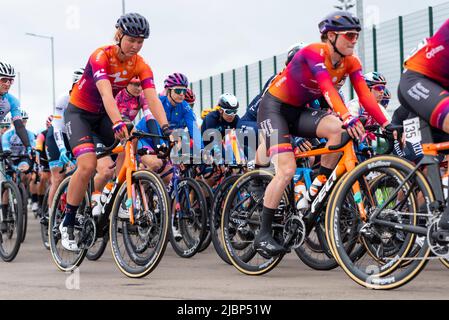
[190,2,449,119]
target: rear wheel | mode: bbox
[48,176,89,272]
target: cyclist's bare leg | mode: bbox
[140,154,172,184]
[93,156,114,192]
[66,153,97,205]
[316,115,345,170]
[48,167,65,209]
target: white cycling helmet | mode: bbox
[0,62,16,78]
[218,93,239,111]
[72,68,85,85]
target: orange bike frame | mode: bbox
[111,140,139,225]
[294,140,368,221]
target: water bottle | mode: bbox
[306,175,327,202]
[294,181,308,210]
[100,182,114,204]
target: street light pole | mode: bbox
[122,0,125,14]
[25,32,56,108]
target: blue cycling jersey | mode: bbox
[160,95,203,149]
[0,93,22,121]
[2,129,36,157]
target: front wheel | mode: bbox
[110,170,170,278]
[0,181,23,262]
[327,156,432,290]
[168,177,208,258]
[221,170,285,276]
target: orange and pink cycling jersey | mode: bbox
[405,19,449,88]
[115,89,155,122]
[268,43,389,126]
[70,45,156,113]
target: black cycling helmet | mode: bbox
[116,13,150,39]
[319,11,361,34]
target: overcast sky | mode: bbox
[2,0,449,132]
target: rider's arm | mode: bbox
[350,68,389,127]
[8,95,31,148]
[12,119,31,148]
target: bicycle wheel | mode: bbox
[110,170,170,278]
[18,183,28,243]
[86,232,109,261]
[196,179,213,253]
[168,177,207,258]
[48,176,89,272]
[221,170,284,275]
[211,175,240,265]
[0,181,23,262]
[294,172,353,271]
[327,156,432,289]
[40,187,50,250]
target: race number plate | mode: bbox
[403,117,421,144]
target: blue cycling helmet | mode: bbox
[319,11,361,34]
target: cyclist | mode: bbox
[398,18,449,230]
[185,88,196,108]
[91,76,156,216]
[161,73,202,155]
[254,11,391,256]
[60,13,171,251]
[348,71,391,126]
[46,69,81,222]
[0,62,32,156]
[200,94,241,185]
[2,110,36,207]
[201,93,240,145]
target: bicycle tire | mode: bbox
[110,170,170,278]
[327,156,432,289]
[0,181,23,262]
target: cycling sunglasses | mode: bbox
[334,31,360,42]
[130,82,141,87]
[223,108,238,116]
[172,88,187,95]
[0,78,14,84]
[371,84,386,92]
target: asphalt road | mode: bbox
[1,210,448,300]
